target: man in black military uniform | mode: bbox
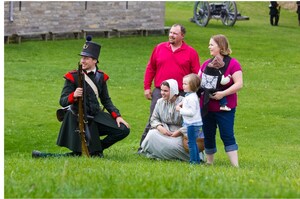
[32,37,130,158]
[269,1,280,26]
[297,1,300,26]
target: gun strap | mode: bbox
[84,72,106,112]
[84,73,99,99]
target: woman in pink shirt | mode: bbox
[199,34,243,167]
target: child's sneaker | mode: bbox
[199,151,206,163]
[220,105,231,111]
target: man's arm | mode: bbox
[144,46,158,92]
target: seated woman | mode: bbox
[140,79,189,161]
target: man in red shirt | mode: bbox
[139,24,201,151]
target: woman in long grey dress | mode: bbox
[140,79,189,161]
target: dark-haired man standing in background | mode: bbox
[269,1,280,26]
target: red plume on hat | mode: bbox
[79,35,101,60]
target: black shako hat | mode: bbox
[79,35,101,60]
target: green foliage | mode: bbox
[4,2,300,198]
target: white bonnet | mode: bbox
[165,79,179,100]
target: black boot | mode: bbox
[32,150,57,158]
[32,150,82,158]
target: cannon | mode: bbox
[192,1,249,27]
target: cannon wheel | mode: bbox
[221,1,237,26]
[193,1,211,27]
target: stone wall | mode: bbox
[4,1,165,35]
[279,1,298,10]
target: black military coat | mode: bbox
[56,68,121,153]
[269,1,279,16]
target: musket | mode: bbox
[77,63,90,157]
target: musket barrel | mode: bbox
[77,63,90,157]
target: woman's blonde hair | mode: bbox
[183,73,201,92]
[211,34,232,55]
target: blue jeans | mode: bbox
[219,97,228,106]
[187,125,201,164]
[202,108,238,155]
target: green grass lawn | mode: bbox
[4,2,300,198]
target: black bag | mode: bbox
[56,106,69,122]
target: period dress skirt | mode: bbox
[140,95,190,162]
[141,126,190,161]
